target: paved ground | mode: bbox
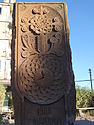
[75,120,94,125]
[1,117,94,125]
[1,120,94,125]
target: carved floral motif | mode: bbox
[18,5,67,104]
[20,6,63,34]
[12,4,76,125]
[20,18,28,32]
[29,16,62,34]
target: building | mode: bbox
[0,0,15,87]
[0,0,15,113]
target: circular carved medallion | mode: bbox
[19,54,67,104]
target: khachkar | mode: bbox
[11,3,76,125]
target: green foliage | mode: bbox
[76,86,94,108]
[0,83,6,112]
[8,92,13,108]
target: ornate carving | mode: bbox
[17,5,67,104]
[21,31,64,56]
[29,14,62,34]
[20,6,64,55]
[20,18,28,32]
[12,3,76,125]
[20,6,63,34]
[19,54,67,104]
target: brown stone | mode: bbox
[11,2,76,125]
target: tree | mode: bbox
[0,83,6,113]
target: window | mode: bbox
[0,7,2,15]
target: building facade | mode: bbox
[0,0,14,86]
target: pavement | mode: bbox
[1,120,94,125]
[1,118,94,125]
[75,120,94,125]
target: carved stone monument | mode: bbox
[11,3,76,125]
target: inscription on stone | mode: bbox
[12,3,76,125]
[32,118,63,125]
[37,107,51,116]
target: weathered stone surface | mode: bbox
[11,3,76,125]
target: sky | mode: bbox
[1,0,94,89]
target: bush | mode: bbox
[0,83,6,112]
[76,86,94,116]
[76,86,94,108]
